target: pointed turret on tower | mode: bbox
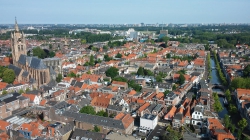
[15,17,19,32]
[11,18,27,65]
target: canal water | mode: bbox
[210,58,228,118]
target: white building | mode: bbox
[191,106,204,126]
[140,113,158,130]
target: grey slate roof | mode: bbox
[70,128,106,140]
[18,54,47,69]
[173,113,183,120]
[18,54,27,65]
[22,71,29,77]
[74,81,84,88]
[70,80,77,86]
[0,92,20,104]
[62,111,125,129]
[29,56,47,69]
[49,66,56,75]
[78,98,90,108]
[8,64,22,76]
[107,105,123,111]
[57,121,74,135]
[53,101,70,109]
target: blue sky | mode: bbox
[1,0,250,24]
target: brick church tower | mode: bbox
[11,18,27,65]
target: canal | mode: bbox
[210,58,228,118]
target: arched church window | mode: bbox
[21,45,23,51]
[18,45,20,51]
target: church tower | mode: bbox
[11,18,27,65]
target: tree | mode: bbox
[230,124,235,133]
[172,84,177,91]
[166,53,171,58]
[104,54,112,61]
[67,72,76,78]
[156,75,162,82]
[224,114,230,128]
[96,110,108,117]
[238,118,248,131]
[49,51,55,57]
[2,90,7,95]
[229,104,237,114]
[115,53,122,58]
[105,67,119,78]
[2,69,15,84]
[177,70,186,75]
[243,65,250,77]
[81,39,86,44]
[32,47,47,59]
[19,89,24,94]
[49,44,53,49]
[164,125,182,140]
[56,73,63,82]
[93,125,100,132]
[164,90,170,96]
[128,80,142,91]
[79,106,96,115]
[137,67,144,75]
[112,77,128,82]
[103,45,108,50]
[178,74,185,85]
[144,69,154,76]
[89,55,95,66]
[25,88,30,92]
[225,89,231,102]
[212,93,223,112]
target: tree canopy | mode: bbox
[212,93,223,112]
[136,67,154,76]
[115,53,123,58]
[2,69,15,84]
[79,106,96,115]
[105,67,119,78]
[243,65,250,77]
[67,72,76,78]
[56,73,63,83]
[178,74,185,85]
[230,77,250,90]
[128,80,142,92]
[238,118,248,131]
[112,76,128,82]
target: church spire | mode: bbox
[15,17,19,32]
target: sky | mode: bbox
[1,0,250,24]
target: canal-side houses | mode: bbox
[235,88,250,130]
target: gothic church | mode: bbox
[9,19,56,88]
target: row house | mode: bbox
[164,92,180,106]
[207,118,235,140]
[235,88,250,130]
[172,98,191,128]
[62,111,134,134]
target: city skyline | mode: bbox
[1,0,250,24]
